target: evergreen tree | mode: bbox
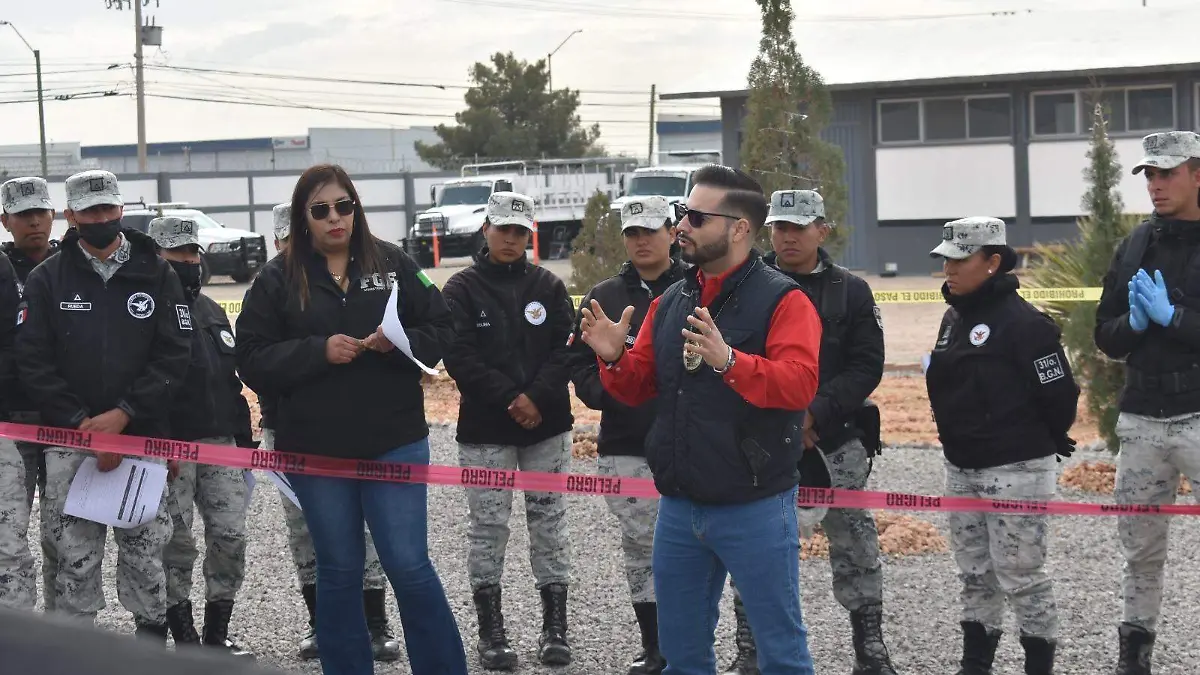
[1032,92,1144,451]
[415,52,601,170]
[568,191,625,295]
[739,0,848,255]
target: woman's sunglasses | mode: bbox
[672,202,740,228]
[309,198,356,221]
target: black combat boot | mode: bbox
[629,602,666,675]
[203,599,255,660]
[955,621,1002,675]
[1019,635,1056,675]
[472,585,518,671]
[723,593,759,675]
[1116,623,1154,675]
[364,588,401,662]
[166,600,201,647]
[299,584,319,661]
[538,583,571,666]
[850,604,899,675]
[134,621,170,646]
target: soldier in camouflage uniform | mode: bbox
[722,190,896,675]
[1094,131,1200,675]
[442,192,576,671]
[926,218,1079,675]
[569,196,687,675]
[15,171,191,639]
[258,203,401,662]
[1,177,61,611]
[147,216,256,658]
[0,186,29,610]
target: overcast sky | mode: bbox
[0,0,1190,157]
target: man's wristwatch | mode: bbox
[713,346,736,374]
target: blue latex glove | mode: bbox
[1128,281,1149,332]
[1134,269,1176,327]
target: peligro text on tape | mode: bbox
[215,287,1103,317]
[1,422,1188,518]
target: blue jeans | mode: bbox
[653,486,813,675]
[288,438,468,675]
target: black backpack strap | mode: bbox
[1117,222,1154,289]
[819,264,849,323]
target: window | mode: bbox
[924,98,967,141]
[1040,85,1175,137]
[878,96,1011,144]
[1033,92,1078,136]
[968,97,1012,138]
[879,100,920,143]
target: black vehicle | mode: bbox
[121,202,267,284]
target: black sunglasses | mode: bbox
[309,198,356,221]
[672,202,740,228]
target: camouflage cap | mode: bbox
[621,195,672,231]
[1,176,53,214]
[765,190,826,227]
[65,170,122,212]
[1132,131,1200,175]
[486,191,536,231]
[929,216,1007,260]
[148,216,201,250]
[272,203,291,240]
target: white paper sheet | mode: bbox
[265,470,301,509]
[921,353,931,374]
[381,283,439,375]
[64,458,168,528]
[243,470,256,511]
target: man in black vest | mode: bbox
[568,195,686,675]
[579,165,823,674]
[721,190,895,675]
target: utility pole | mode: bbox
[547,28,582,92]
[134,0,147,172]
[0,21,47,176]
[648,84,656,166]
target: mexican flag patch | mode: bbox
[416,270,434,288]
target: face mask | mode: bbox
[169,260,203,301]
[77,218,122,249]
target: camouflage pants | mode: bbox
[1114,411,1200,632]
[597,454,657,604]
[732,439,883,611]
[0,438,35,610]
[459,432,572,591]
[12,409,57,611]
[262,428,385,589]
[946,455,1059,639]
[163,437,249,605]
[44,447,173,625]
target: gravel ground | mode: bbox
[25,426,1200,674]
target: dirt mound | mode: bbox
[1059,460,1191,496]
[573,429,598,459]
[800,511,949,559]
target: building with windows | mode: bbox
[663,5,1200,273]
[655,114,722,165]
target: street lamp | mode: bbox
[0,20,47,177]
[547,29,582,92]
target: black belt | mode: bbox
[1128,368,1200,395]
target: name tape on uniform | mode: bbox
[0,421,1182,517]
[213,286,1103,318]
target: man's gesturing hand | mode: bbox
[325,334,365,364]
[683,307,732,369]
[579,299,634,363]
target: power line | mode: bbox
[438,0,1033,22]
[143,64,455,91]
[0,67,123,79]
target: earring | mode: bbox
[988,269,995,275]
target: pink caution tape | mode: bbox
[0,422,1189,517]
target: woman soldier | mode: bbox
[925,217,1079,675]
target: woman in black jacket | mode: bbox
[235,164,466,675]
[925,217,1079,675]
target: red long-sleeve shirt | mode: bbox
[598,260,822,410]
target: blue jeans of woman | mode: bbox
[288,438,467,675]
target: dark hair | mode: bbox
[690,164,769,230]
[980,245,1018,275]
[285,164,384,309]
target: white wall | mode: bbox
[875,144,1017,220]
[251,175,305,208]
[365,210,408,244]
[212,211,253,232]
[172,177,250,206]
[353,178,406,208]
[1028,138,1151,217]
